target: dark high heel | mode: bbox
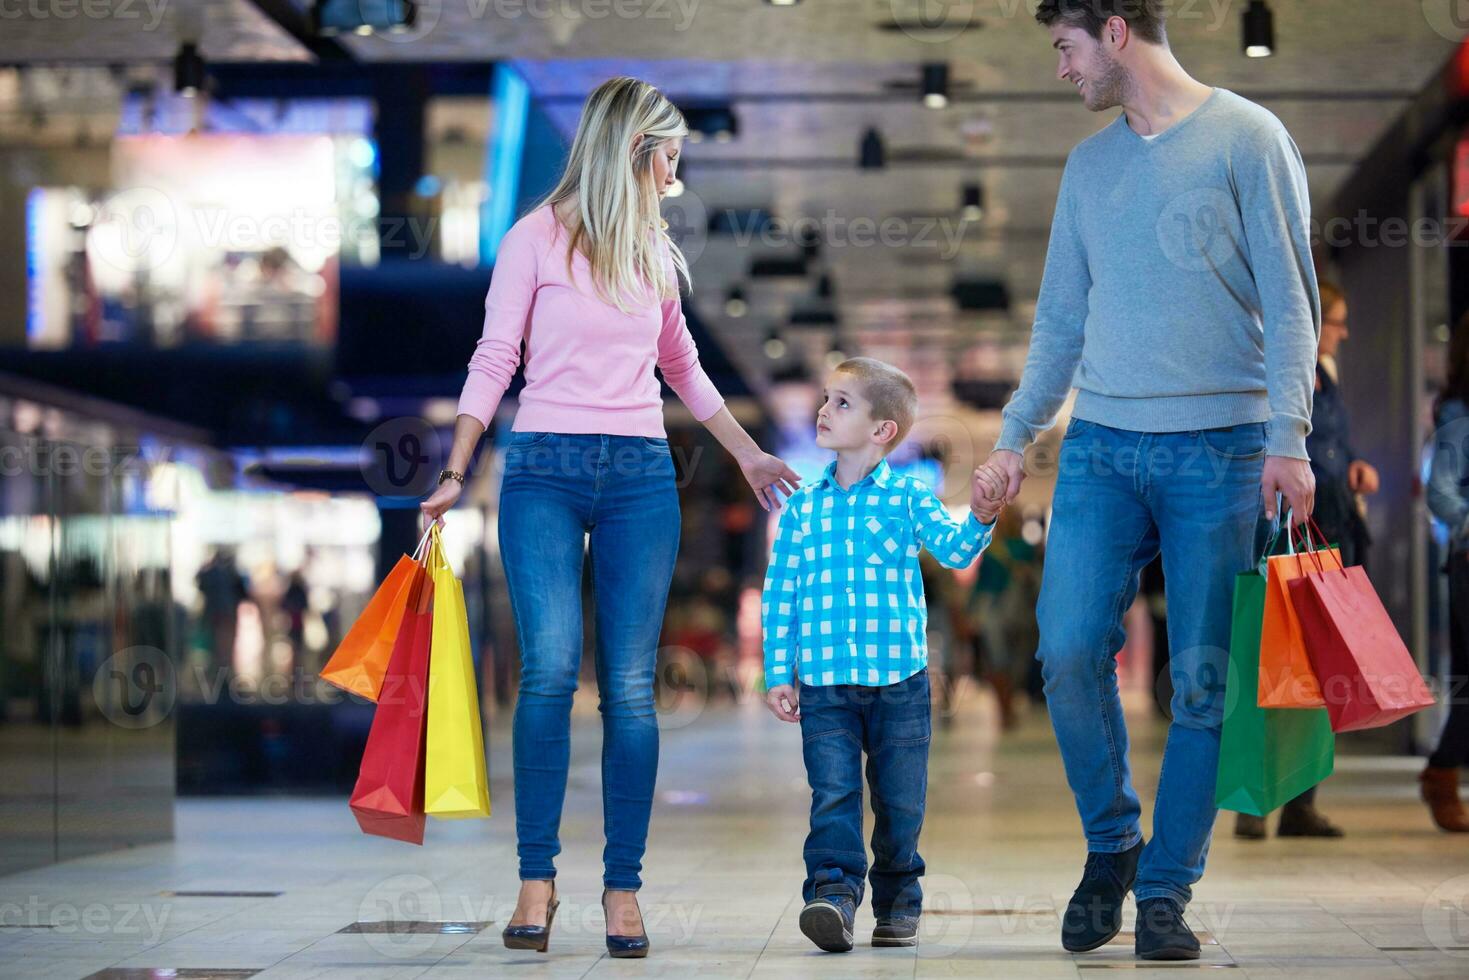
[602,889,650,959]
[502,881,559,952]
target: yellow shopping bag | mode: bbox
[424,524,491,819]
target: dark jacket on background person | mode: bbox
[1305,361,1370,565]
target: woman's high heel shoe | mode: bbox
[602,889,650,959]
[502,881,559,952]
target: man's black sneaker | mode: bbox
[1061,839,1143,952]
[1134,897,1201,960]
[799,889,856,953]
[872,915,919,947]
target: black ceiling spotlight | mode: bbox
[921,63,950,109]
[724,285,748,318]
[684,105,739,144]
[1243,0,1274,58]
[961,183,985,221]
[314,0,417,36]
[859,127,885,169]
[796,225,822,262]
[174,43,206,98]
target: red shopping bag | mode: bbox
[1286,521,1435,733]
[321,526,435,701]
[349,558,435,843]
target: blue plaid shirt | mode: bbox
[762,457,995,689]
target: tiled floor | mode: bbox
[2,684,1466,979]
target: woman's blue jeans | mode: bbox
[498,431,681,891]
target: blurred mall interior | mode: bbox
[2,1,1469,977]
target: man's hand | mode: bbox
[971,466,1007,525]
[978,449,1027,503]
[1348,459,1380,496]
[1262,455,1316,523]
[765,684,800,723]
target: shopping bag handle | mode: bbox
[1257,497,1285,576]
[411,522,436,562]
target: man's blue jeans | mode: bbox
[498,431,681,891]
[1038,418,1270,909]
[799,669,931,917]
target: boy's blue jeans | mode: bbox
[498,431,681,891]
[799,669,931,918]
[1038,418,1271,910]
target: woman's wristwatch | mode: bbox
[438,468,465,487]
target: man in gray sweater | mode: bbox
[977,0,1320,962]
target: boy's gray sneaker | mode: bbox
[872,915,919,947]
[799,888,856,953]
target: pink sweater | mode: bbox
[455,204,726,437]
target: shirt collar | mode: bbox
[815,457,894,492]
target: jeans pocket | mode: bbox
[639,436,672,456]
[507,430,554,452]
[1199,423,1267,461]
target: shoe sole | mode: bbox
[1062,922,1122,953]
[799,904,854,953]
[872,935,918,948]
[1138,946,1202,961]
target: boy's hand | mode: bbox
[971,466,1007,525]
[765,684,800,723]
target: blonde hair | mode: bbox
[534,77,690,315]
[835,357,918,452]
[1319,280,1345,315]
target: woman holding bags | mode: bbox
[418,77,800,957]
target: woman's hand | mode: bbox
[739,451,801,512]
[1348,459,1380,496]
[419,480,460,531]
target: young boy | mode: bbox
[762,357,1006,953]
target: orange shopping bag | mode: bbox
[321,525,435,702]
[1257,517,1341,708]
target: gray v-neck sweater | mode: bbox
[997,88,1320,460]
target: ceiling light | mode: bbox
[921,63,949,109]
[1243,1,1274,58]
[763,328,787,360]
[724,285,748,318]
[859,128,885,169]
[174,42,205,98]
[962,183,984,222]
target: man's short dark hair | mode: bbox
[1034,0,1168,45]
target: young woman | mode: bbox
[1424,312,1469,833]
[419,77,800,956]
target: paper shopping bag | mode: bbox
[349,562,434,844]
[1288,555,1436,733]
[1216,564,1335,816]
[1257,524,1342,708]
[321,525,436,701]
[424,526,491,819]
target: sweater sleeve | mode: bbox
[1427,400,1469,538]
[656,255,725,423]
[996,157,1090,454]
[456,218,539,429]
[1235,121,1321,460]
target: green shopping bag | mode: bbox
[1215,515,1335,816]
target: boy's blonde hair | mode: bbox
[834,357,918,452]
